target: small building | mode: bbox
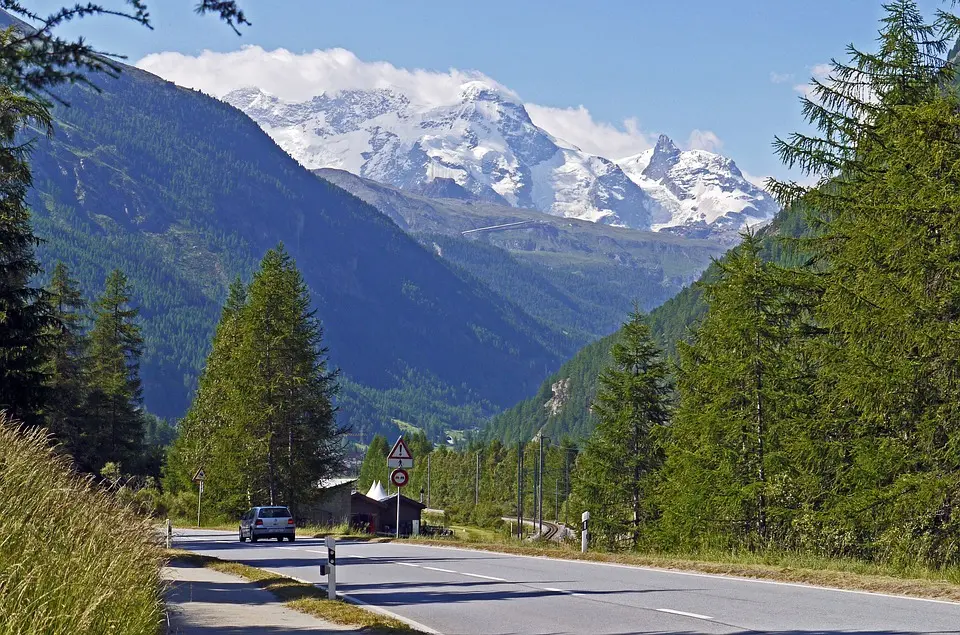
[302,477,356,526]
[350,492,387,534]
[306,478,426,536]
[378,493,427,537]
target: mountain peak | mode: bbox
[457,80,518,105]
[654,134,679,155]
[643,135,681,182]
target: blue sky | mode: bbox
[35,0,950,180]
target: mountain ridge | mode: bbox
[223,83,777,239]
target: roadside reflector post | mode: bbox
[581,511,590,554]
[325,536,337,600]
[166,518,172,549]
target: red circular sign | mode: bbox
[390,468,409,488]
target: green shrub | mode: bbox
[0,417,164,634]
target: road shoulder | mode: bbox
[164,559,353,634]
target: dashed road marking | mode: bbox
[459,572,507,582]
[656,608,714,620]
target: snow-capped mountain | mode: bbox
[224,84,775,237]
[618,135,779,237]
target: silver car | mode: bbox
[239,506,296,542]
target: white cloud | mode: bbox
[525,104,654,158]
[137,46,745,166]
[686,129,723,153]
[136,45,515,107]
[793,62,832,97]
[770,71,794,84]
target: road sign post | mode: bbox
[193,467,206,528]
[387,438,414,538]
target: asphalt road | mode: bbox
[173,529,960,635]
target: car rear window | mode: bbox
[258,507,291,518]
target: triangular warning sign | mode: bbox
[388,437,412,460]
[193,467,206,482]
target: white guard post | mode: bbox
[581,511,590,553]
[326,536,337,600]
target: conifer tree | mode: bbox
[86,269,144,472]
[166,277,251,511]
[659,233,817,549]
[170,248,343,517]
[241,245,342,512]
[769,1,960,560]
[0,87,52,423]
[42,262,89,457]
[570,310,670,550]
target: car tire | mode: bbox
[239,529,247,543]
[288,535,296,543]
[250,532,258,543]
[276,536,283,542]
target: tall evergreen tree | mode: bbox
[86,269,144,472]
[42,262,89,456]
[166,277,251,511]
[770,1,960,561]
[170,248,343,518]
[242,245,342,512]
[0,87,52,423]
[659,233,817,549]
[570,310,671,550]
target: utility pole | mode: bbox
[475,451,481,506]
[516,441,523,539]
[427,454,431,508]
[538,435,548,537]
[564,450,570,528]
[555,479,559,523]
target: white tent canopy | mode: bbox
[366,480,388,501]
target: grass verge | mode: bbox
[166,549,420,633]
[402,537,960,603]
[0,418,164,635]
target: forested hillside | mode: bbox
[320,168,724,345]
[24,62,564,433]
[486,204,810,443]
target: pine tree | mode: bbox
[167,277,252,512]
[241,245,342,513]
[42,262,89,458]
[86,269,144,472]
[769,1,960,561]
[170,248,343,518]
[570,310,671,550]
[0,87,53,423]
[659,233,818,549]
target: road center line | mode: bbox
[656,608,714,620]
[422,566,457,573]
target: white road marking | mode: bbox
[394,542,960,607]
[656,608,714,620]
[459,572,507,582]
[396,562,421,568]
[423,566,457,573]
[543,587,565,593]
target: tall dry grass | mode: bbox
[0,415,164,634]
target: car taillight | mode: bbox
[287,518,295,525]
[255,519,263,526]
